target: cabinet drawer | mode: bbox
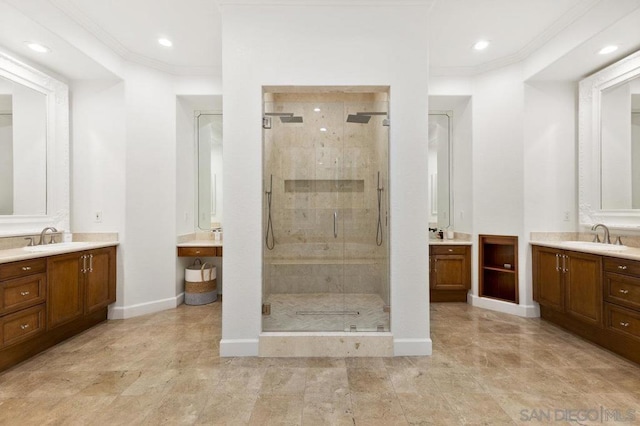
[0,259,46,281]
[605,272,640,311]
[604,257,640,276]
[430,245,468,255]
[605,303,640,342]
[1,304,46,348]
[177,247,220,257]
[0,273,46,315]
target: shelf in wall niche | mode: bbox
[284,179,364,193]
[479,234,519,304]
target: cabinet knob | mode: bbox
[619,289,629,295]
[448,249,453,252]
[20,291,30,296]
[20,324,29,330]
[620,322,630,327]
[21,266,31,271]
[618,265,628,270]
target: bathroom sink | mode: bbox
[560,241,628,252]
[23,242,91,252]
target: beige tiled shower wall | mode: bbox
[263,91,389,305]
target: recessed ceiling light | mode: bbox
[320,127,327,132]
[25,42,50,53]
[473,40,490,51]
[598,45,618,55]
[158,38,173,47]
[314,107,321,112]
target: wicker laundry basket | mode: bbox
[185,258,217,305]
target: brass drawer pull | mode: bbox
[448,249,453,252]
[20,291,30,296]
[619,322,630,327]
[618,265,628,270]
[619,289,629,294]
[21,266,31,271]
[195,250,201,254]
[20,324,29,330]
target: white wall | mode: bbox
[120,63,177,314]
[221,3,431,356]
[468,64,535,316]
[70,79,126,311]
[522,80,578,312]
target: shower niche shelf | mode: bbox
[284,179,364,193]
[479,234,518,303]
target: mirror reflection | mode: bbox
[0,76,47,216]
[428,112,452,229]
[196,112,223,230]
[600,77,640,210]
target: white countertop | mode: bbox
[429,239,472,246]
[177,240,223,248]
[531,240,640,261]
[0,241,119,265]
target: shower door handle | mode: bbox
[333,212,337,238]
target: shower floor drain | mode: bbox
[296,311,360,315]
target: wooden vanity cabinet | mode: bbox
[532,246,602,327]
[84,247,116,314]
[0,245,117,372]
[533,245,640,364]
[48,247,116,328]
[429,245,471,302]
[0,258,47,349]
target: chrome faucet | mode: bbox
[591,223,611,244]
[39,227,58,245]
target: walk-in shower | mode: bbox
[262,88,390,332]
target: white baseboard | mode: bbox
[467,294,540,318]
[393,338,432,356]
[108,292,184,320]
[220,339,259,357]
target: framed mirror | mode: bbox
[579,49,640,228]
[0,51,69,234]
[196,112,222,230]
[428,111,453,229]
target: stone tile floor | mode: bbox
[1,302,639,425]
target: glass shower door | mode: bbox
[341,100,390,332]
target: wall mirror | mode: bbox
[579,49,640,228]
[428,111,452,229]
[0,51,69,234]
[196,112,222,230]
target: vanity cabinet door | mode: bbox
[84,247,116,314]
[564,251,602,327]
[431,255,468,290]
[532,246,564,312]
[47,253,84,329]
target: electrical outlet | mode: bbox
[94,211,102,223]
[563,211,570,222]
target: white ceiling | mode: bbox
[0,0,639,81]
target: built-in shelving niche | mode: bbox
[284,179,364,193]
[479,234,519,303]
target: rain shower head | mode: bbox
[263,112,303,123]
[346,114,371,124]
[346,111,388,124]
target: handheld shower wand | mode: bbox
[265,174,275,250]
[376,172,384,246]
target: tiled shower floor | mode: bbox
[262,293,389,332]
